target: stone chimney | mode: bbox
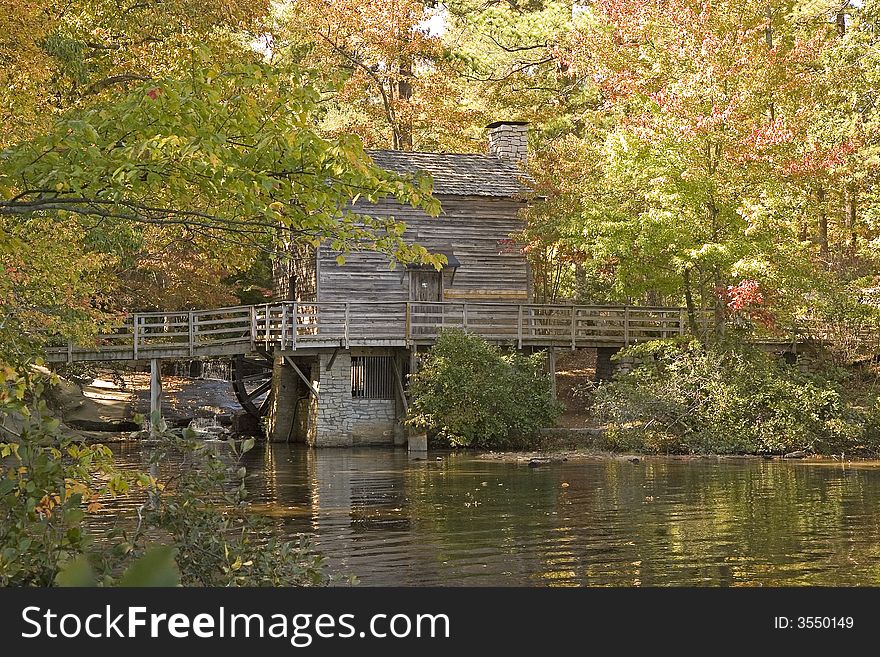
[486,121,528,167]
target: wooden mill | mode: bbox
[46,122,691,447]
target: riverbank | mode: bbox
[473,448,860,464]
[39,362,880,461]
[53,370,240,423]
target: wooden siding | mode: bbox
[314,195,530,303]
[274,242,317,302]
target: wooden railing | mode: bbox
[45,301,697,363]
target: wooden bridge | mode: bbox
[45,301,697,363]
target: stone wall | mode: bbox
[313,351,353,447]
[595,346,620,381]
[351,398,397,446]
[269,348,408,447]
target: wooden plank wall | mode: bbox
[273,242,317,302]
[314,195,531,303]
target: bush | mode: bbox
[407,330,563,448]
[0,365,325,586]
[590,339,880,456]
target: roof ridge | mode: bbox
[365,149,531,197]
[367,149,500,159]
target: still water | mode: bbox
[105,444,880,586]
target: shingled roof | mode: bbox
[367,150,531,198]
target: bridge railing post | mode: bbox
[517,305,523,350]
[292,302,298,351]
[264,304,271,347]
[570,305,576,350]
[624,306,631,346]
[250,306,256,351]
[281,304,288,350]
[188,310,194,357]
[133,314,140,359]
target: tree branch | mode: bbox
[87,74,152,95]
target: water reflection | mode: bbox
[105,444,880,586]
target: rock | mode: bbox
[626,456,640,464]
[199,425,227,435]
[66,419,141,432]
[784,450,808,459]
[528,457,550,468]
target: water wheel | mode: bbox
[231,351,274,417]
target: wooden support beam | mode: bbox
[149,358,162,436]
[391,357,409,414]
[283,355,319,397]
[325,347,340,372]
[409,347,418,378]
[548,348,557,400]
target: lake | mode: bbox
[104,443,880,586]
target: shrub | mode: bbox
[591,339,880,456]
[407,330,563,448]
[0,365,325,586]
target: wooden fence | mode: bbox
[45,301,698,363]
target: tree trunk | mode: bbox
[766,5,775,121]
[683,268,698,334]
[713,268,726,339]
[845,184,857,256]
[817,185,829,265]
[395,60,413,151]
[574,264,587,303]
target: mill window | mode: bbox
[351,356,395,399]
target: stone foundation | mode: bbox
[352,398,397,445]
[595,346,620,381]
[268,348,408,447]
[313,351,353,447]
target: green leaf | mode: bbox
[55,556,98,587]
[117,546,180,587]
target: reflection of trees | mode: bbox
[404,456,880,586]
[248,445,880,586]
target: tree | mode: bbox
[277,0,478,151]
[0,50,442,361]
[528,0,855,331]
